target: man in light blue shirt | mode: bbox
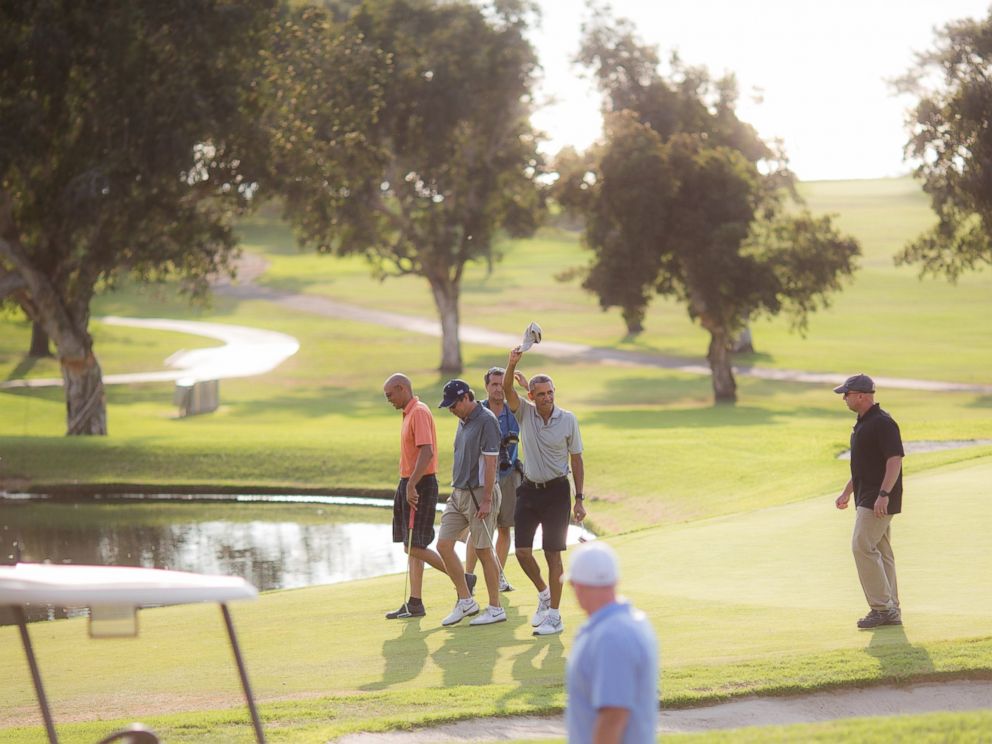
[566,542,658,744]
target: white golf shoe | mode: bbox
[532,611,564,636]
[531,591,551,626]
[442,597,480,626]
[469,605,507,626]
[499,577,515,592]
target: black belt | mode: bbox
[523,475,568,490]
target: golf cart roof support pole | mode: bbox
[220,603,266,743]
[14,605,59,744]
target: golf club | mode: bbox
[466,485,510,590]
[576,520,589,543]
[401,504,416,614]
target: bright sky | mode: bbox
[529,1,992,181]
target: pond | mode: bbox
[1,494,594,619]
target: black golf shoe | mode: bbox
[857,608,901,629]
[385,602,425,619]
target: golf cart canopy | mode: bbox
[0,563,265,744]
[0,562,257,607]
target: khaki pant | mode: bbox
[852,507,899,611]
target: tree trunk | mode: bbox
[430,277,462,374]
[622,305,645,336]
[61,352,108,435]
[706,328,737,404]
[2,198,107,434]
[29,321,52,358]
[731,325,754,354]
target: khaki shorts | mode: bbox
[440,484,501,549]
[496,468,520,529]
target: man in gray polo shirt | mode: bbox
[504,346,587,636]
[435,379,507,627]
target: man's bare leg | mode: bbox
[437,539,471,598]
[515,547,548,593]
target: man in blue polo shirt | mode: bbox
[465,365,522,593]
[833,373,905,630]
[566,541,658,744]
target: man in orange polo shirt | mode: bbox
[382,373,448,618]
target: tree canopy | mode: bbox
[896,9,992,279]
[276,0,545,373]
[557,12,860,403]
[0,0,287,433]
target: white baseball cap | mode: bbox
[519,321,542,352]
[565,541,619,587]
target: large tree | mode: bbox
[0,1,381,434]
[0,1,281,434]
[557,13,860,403]
[277,0,545,373]
[896,10,992,279]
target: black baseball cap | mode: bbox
[438,379,470,408]
[833,373,875,394]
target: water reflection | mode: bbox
[1,497,594,602]
[2,501,411,593]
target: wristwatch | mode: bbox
[574,493,584,500]
[878,489,890,498]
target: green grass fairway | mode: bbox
[666,709,992,743]
[1,177,991,741]
[2,458,990,742]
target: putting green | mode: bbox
[2,458,989,742]
[618,458,992,669]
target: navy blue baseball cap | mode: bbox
[833,373,875,394]
[438,379,470,408]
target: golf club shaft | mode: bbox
[466,485,508,587]
[402,504,416,609]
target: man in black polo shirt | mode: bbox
[833,373,905,629]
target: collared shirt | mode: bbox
[451,402,501,489]
[399,396,438,478]
[483,398,520,474]
[514,399,583,483]
[850,403,904,513]
[566,600,659,744]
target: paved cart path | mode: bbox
[332,679,992,742]
[215,276,992,393]
[0,316,299,389]
[4,253,990,395]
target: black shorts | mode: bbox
[513,477,571,552]
[392,474,438,548]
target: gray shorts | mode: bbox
[440,484,501,549]
[496,468,520,529]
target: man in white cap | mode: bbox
[833,373,905,629]
[565,541,658,744]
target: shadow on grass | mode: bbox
[584,406,778,430]
[431,610,514,687]
[0,387,64,403]
[4,356,50,382]
[968,395,992,409]
[496,633,566,712]
[360,618,435,691]
[864,623,934,677]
